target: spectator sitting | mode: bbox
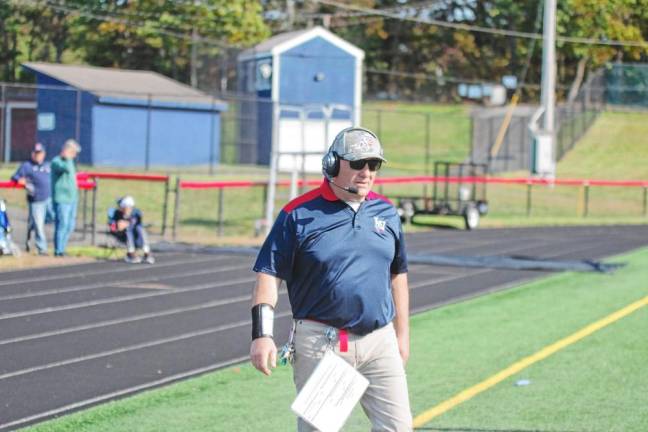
[109,196,155,264]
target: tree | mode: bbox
[0,2,21,81]
[67,0,270,89]
[557,0,648,101]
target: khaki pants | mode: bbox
[292,319,412,432]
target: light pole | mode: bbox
[537,0,557,177]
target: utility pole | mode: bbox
[538,0,557,176]
[286,0,295,31]
[190,26,199,88]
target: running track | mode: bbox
[1,225,647,430]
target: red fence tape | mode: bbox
[0,181,22,189]
[1,180,96,190]
[77,172,169,182]
[178,179,323,189]
[4,174,646,191]
[178,176,648,190]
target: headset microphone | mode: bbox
[330,181,359,195]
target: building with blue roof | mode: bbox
[237,27,364,167]
[23,62,227,167]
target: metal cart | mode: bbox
[396,162,489,230]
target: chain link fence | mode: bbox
[470,69,606,173]
[0,66,626,178]
[606,63,648,109]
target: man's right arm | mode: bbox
[249,272,282,376]
[10,163,27,183]
[51,157,69,174]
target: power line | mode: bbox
[314,0,648,49]
[324,0,445,27]
[298,0,445,20]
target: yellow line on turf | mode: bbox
[413,294,648,428]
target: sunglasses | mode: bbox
[347,159,382,171]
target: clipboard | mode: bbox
[291,350,369,432]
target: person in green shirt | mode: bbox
[51,139,80,257]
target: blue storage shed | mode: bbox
[237,26,364,166]
[22,62,227,167]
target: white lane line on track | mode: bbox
[0,277,464,347]
[409,237,553,254]
[410,235,610,263]
[410,274,544,316]
[0,254,230,288]
[0,275,256,321]
[0,311,291,382]
[0,295,249,346]
[406,240,627,310]
[0,251,180,277]
[3,264,455,322]
[0,354,252,431]
[0,261,250,302]
[0,287,283,346]
[409,269,491,290]
[408,265,476,276]
[1,238,608,320]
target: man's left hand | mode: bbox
[117,220,130,231]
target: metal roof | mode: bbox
[238,26,364,60]
[22,62,225,109]
[240,28,311,57]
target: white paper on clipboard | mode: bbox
[291,350,369,432]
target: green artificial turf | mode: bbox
[24,247,648,432]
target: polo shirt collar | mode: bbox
[320,179,338,201]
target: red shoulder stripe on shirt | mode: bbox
[367,190,393,205]
[282,187,322,214]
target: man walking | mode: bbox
[250,127,412,431]
[11,143,52,255]
[51,139,80,257]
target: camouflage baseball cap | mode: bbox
[330,127,386,162]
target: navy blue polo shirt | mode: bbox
[253,179,408,335]
[11,161,51,203]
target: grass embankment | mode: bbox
[484,111,648,225]
[24,246,648,431]
[415,110,648,229]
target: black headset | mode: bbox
[321,127,379,180]
[322,150,341,179]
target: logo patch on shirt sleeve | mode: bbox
[373,216,387,233]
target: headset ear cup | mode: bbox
[322,151,340,177]
[330,152,340,177]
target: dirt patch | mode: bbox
[0,253,95,273]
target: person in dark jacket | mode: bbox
[11,143,52,255]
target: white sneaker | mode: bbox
[144,254,156,264]
[124,254,142,264]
